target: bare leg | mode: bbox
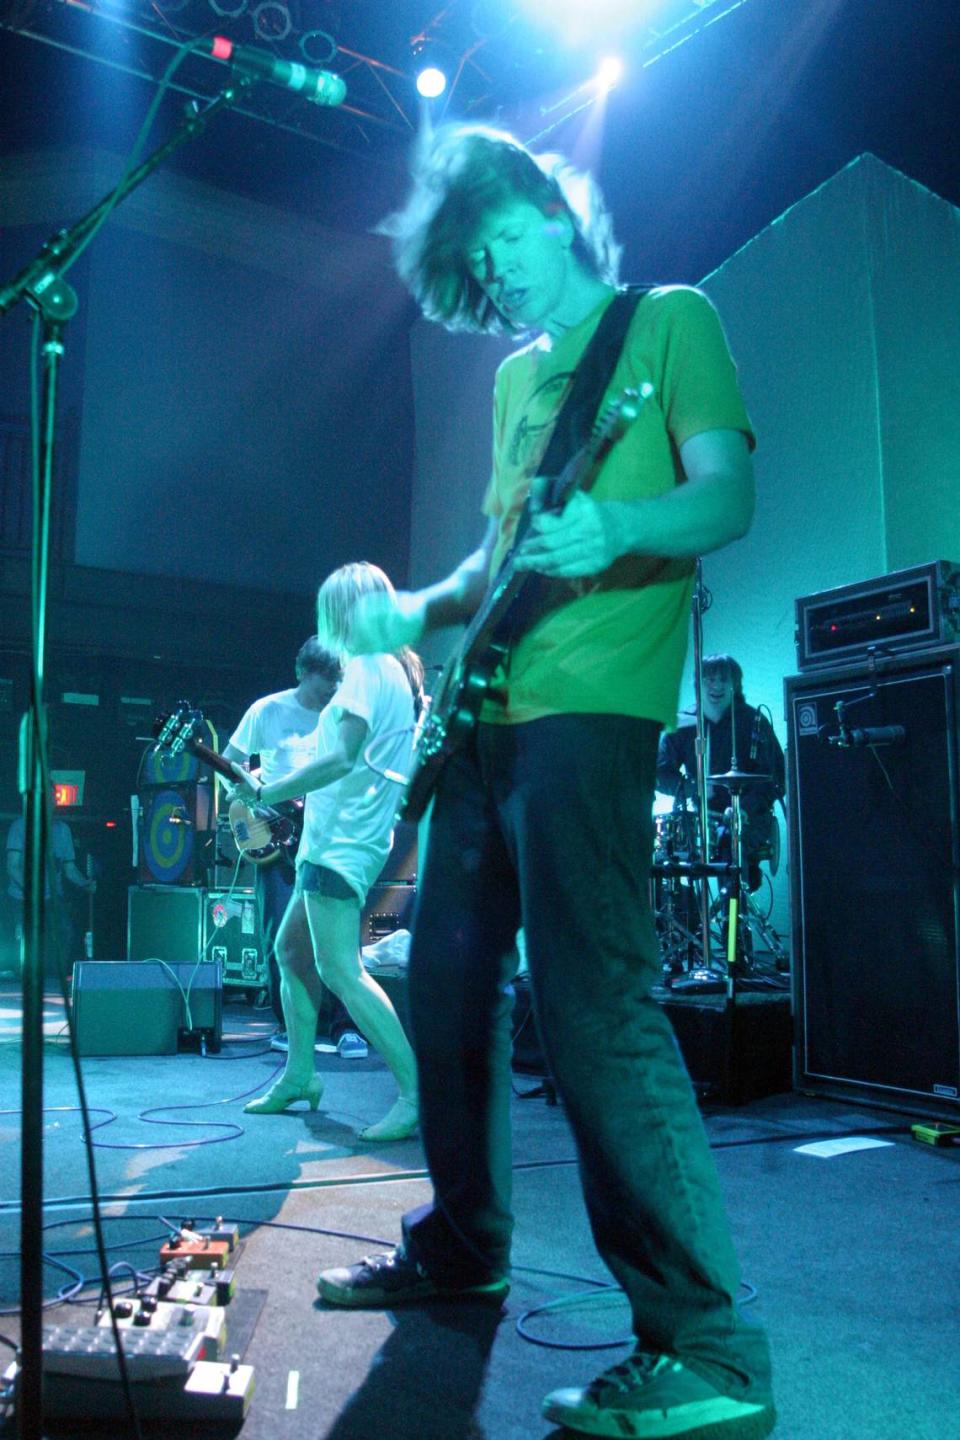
[303,890,418,1125]
[275,893,325,1086]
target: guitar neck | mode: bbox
[184,738,236,785]
[462,420,624,657]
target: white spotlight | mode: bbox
[416,64,448,99]
[595,56,624,92]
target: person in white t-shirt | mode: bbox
[223,637,355,1049]
[235,563,423,1143]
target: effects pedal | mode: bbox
[96,1296,228,1360]
[159,1235,231,1269]
[911,1122,960,1147]
[185,1217,240,1251]
[7,1326,254,1424]
[41,1322,204,1381]
[146,1261,236,1306]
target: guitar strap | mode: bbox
[498,285,650,646]
[536,283,649,499]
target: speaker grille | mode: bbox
[787,649,960,1114]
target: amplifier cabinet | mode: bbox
[361,881,416,947]
[203,889,267,989]
[74,960,222,1055]
[786,646,960,1117]
[128,885,202,964]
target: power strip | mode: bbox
[96,1297,228,1360]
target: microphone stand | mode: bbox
[2,75,254,1440]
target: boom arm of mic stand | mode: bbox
[0,76,256,317]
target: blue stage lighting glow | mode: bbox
[522,0,643,46]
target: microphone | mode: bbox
[830,724,906,748]
[749,709,761,763]
[209,36,347,106]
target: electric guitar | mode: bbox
[402,385,651,823]
[151,705,304,866]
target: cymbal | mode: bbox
[707,769,771,784]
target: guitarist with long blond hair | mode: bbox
[233,562,424,1143]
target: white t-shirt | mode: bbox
[297,654,415,905]
[228,688,323,786]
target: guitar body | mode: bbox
[401,385,651,822]
[401,643,506,823]
[226,796,304,865]
[152,707,305,867]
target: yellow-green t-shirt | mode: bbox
[479,285,754,728]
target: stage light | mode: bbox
[300,27,337,66]
[252,0,291,42]
[412,39,450,99]
[208,0,248,17]
[595,55,624,91]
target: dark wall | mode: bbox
[1,167,416,598]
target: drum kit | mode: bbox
[651,779,787,987]
[652,561,788,992]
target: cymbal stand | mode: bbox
[689,558,712,969]
[653,827,703,974]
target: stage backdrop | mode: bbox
[1,146,415,598]
[408,153,960,943]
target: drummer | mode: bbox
[656,654,785,891]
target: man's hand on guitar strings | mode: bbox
[229,762,260,801]
[514,491,632,578]
[350,590,426,653]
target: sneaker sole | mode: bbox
[541,1397,776,1440]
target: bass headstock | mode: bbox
[152,701,205,756]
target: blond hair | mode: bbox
[317,562,424,711]
[378,122,622,336]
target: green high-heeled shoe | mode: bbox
[243,1073,324,1115]
[358,1095,418,1142]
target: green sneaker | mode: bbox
[542,1351,775,1438]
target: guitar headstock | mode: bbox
[152,701,206,756]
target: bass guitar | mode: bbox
[402,384,652,823]
[152,704,303,866]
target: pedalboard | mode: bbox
[7,1216,256,1429]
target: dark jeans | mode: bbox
[255,859,350,1037]
[404,714,772,1401]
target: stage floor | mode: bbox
[0,981,955,1440]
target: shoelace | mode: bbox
[590,1352,678,1397]
[362,1249,428,1279]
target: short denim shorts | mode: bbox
[296,862,357,901]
